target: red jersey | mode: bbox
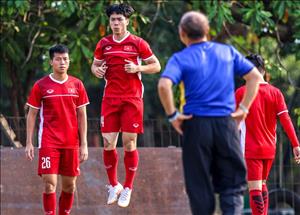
[94,32,153,98]
[27,74,89,149]
[236,83,292,159]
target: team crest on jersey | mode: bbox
[124,45,133,51]
[105,46,112,50]
[68,88,76,94]
[46,89,54,94]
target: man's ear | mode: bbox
[179,27,187,45]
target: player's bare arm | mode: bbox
[124,55,161,74]
[232,67,261,123]
[91,59,107,79]
[278,112,300,164]
[77,106,88,163]
[158,77,192,135]
[25,107,39,161]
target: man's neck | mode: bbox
[186,36,207,46]
[51,72,67,82]
[113,31,129,41]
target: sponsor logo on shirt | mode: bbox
[68,88,76,94]
[124,45,133,51]
[133,123,139,128]
[46,89,54,94]
[105,46,112,50]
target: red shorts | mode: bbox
[101,97,144,133]
[38,148,80,176]
[245,158,273,181]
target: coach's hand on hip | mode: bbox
[231,107,248,128]
[171,113,193,135]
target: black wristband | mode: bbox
[167,110,179,122]
[167,111,177,119]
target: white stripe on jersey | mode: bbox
[77,102,90,109]
[26,103,40,109]
[240,120,246,157]
[137,56,143,98]
[277,110,288,116]
[94,57,104,62]
[103,77,108,97]
[42,94,79,99]
[143,54,154,61]
[103,51,138,55]
[38,103,44,149]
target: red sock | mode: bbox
[123,150,139,189]
[59,191,74,215]
[262,184,269,215]
[103,149,118,186]
[43,192,56,215]
[249,189,264,215]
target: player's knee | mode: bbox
[44,181,56,193]
[103,141,114,149]
[122,136,136,149]
[103,137,116,150]
[123,141,136,151]
[62,183,76,193]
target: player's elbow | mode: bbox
[154,62,161,73]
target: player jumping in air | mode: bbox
[91,3,161,207]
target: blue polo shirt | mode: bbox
[161,41,254,116]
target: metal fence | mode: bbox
[0,116,181,148]
[1,116,299,214]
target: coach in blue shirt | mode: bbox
[158,11,261,215]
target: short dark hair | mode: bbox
[246,54,265,74]
[179,12,209,40]
[106,3,135,18]
[49,44,69,60]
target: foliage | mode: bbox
[294,108,300,127]
[0,0,299,125]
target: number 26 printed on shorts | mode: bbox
[41,157,51,169]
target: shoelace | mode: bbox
[120,189,130,200]
[105,184,113,193]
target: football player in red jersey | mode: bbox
[91,3,161,207]
[25,44,89,215]
[235,54,300,215]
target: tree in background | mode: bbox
[1,0,299,125]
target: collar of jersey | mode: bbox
[49,73,68,84]
[113,31,130,43]
[259,81,268,85]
